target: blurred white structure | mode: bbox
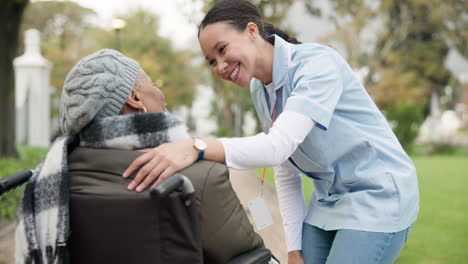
[419,92,463,143]
[191,85,217,135]
[353,66,370,83]
[14,29,52,147]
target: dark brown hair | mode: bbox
[198,0,301,44]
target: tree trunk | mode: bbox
[0,0,29,158]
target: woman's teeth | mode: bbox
[230,65,239,80]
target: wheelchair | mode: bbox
[1,170,280,264]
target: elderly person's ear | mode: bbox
[126,70,168,113]
[121,90,147,114]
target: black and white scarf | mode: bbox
[15,112,190,264]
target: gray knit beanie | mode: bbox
[60,49,140,136]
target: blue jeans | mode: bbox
[301,223,411,264]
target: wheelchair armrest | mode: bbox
[227,248,272,264]
[150,173,194,198]
[0,170,32,195]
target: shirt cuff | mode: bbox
[284,221,303,251]
[219,137,235,169]
[285,95,332,131]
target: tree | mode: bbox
[21,1,96,50]
[201,0,297,136]
[21,1,98,118]
[116,9,196,108]
[22,5,197,115]
[0,0,29,158]
[305,0,468,150]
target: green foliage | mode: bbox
[116,9,196,108]
[305,0,467,148]
[21,1,96,49]
[412,143,468,156]
[21,3,198,113]
[0,145,47,220]
[209,76,257,137]
[385,104,425,152]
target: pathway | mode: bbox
[229,169,287,263]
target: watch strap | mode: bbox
[197,150,205,161]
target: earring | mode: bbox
[142,106,147,113]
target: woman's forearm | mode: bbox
[218,111,315,170]
[201,137,226,164]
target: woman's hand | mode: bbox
[288,250,304,264]
[123,138,198,192]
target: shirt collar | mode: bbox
[270,34,291,90]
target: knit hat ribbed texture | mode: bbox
[59,49,140,136]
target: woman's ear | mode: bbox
[246,22,259,41]
[123,90,145,113]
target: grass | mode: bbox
[0,145,47,220]
[256,155,468,263]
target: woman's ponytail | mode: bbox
[263,21,302,44]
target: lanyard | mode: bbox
[260,89,279,197]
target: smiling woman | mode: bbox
[199,22,270,87]
[123,1,420,264]
[197,6,300,88]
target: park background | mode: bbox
[1,0,467,263]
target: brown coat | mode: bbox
[68,147,263,263]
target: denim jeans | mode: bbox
[301,223,412,264]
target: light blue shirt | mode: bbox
[250,35,419,232]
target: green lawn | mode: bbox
[257,155,468,263]
[0,146,47,220]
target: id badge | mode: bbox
[247,197,274,230]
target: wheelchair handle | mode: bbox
[0,170,33,195]
[150,173,194,199]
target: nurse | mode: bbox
[123,0,419,263]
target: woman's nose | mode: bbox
[215,60,228,78]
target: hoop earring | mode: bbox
[142,106,147,113]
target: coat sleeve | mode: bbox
[200,162,264,263]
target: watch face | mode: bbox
[194,138,207,150]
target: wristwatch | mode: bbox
[192,137,207,161]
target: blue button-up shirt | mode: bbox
[250,35,419,232]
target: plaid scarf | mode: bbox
[15,112,190,264]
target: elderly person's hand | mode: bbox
[123,138,198,192]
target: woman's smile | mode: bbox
[226,63,240,83]
[229,64,239,80]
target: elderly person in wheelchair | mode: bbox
[12,49,276,264]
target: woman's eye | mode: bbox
[219,45,226,54]
[210,60,216,67]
